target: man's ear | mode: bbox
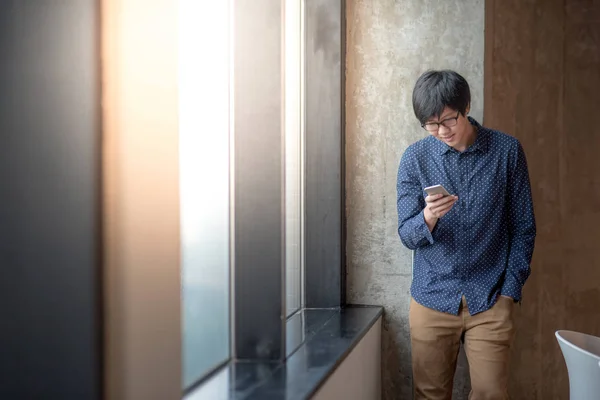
[465,104,470,115]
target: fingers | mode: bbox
[430,196,457,212]
[433,204,454,218]
[427,196,458,218]
[424,193,444,203]
[426,194,457,207]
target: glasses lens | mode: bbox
[442,118,457,128]
[423,123,438,132]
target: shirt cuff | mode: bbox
[417,210,434,245]
[501,273,523,302]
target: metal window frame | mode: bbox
[304,0,346,309]
[231,0,346,363]
[232,0,286,361]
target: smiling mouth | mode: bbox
[440,134,455,141]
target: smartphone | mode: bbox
[424,184,451,197]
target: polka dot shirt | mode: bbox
[396,117,536,315]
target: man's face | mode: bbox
[424,106,473,150]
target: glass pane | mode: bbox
[179,0,231,388]
[285,0,303,317]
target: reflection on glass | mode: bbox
[285,0,304,317]
[183,366,230,400]
[179,0,231,388]
[286,310,306,357]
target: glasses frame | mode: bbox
[422,111,460,132]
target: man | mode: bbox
[396,70,536,400]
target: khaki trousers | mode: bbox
[409,296,516,400]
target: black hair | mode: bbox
[412,70,471,125]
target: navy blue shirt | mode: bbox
[396,117,536,315]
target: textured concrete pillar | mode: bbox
[345,1,484,398]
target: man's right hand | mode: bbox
[424,194,458,232]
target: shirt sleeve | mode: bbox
[396,147,434,250]
[501,141,537,301]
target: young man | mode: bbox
[396,70,536,400]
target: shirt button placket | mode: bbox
[456,153,465,301]
[461,155,468,284]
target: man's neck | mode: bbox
[454,123,477,153]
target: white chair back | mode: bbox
[555,330,600,400]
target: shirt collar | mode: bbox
[434,116,489,155]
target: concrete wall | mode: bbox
[312,317,382,400]
[345,1,484,399]
[0,1,101,398]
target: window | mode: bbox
[284,0,304,317]
[179,0,231,388]
[102,0,343,397]
[180,0,343,392]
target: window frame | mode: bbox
[190,0,347,382]
[101,0,347,396]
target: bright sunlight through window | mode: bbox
[179,0,232,389]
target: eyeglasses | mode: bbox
[422,111,460,132]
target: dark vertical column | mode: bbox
[304,0,345,308]
[233,0,285,360]
[0,1,101,398]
